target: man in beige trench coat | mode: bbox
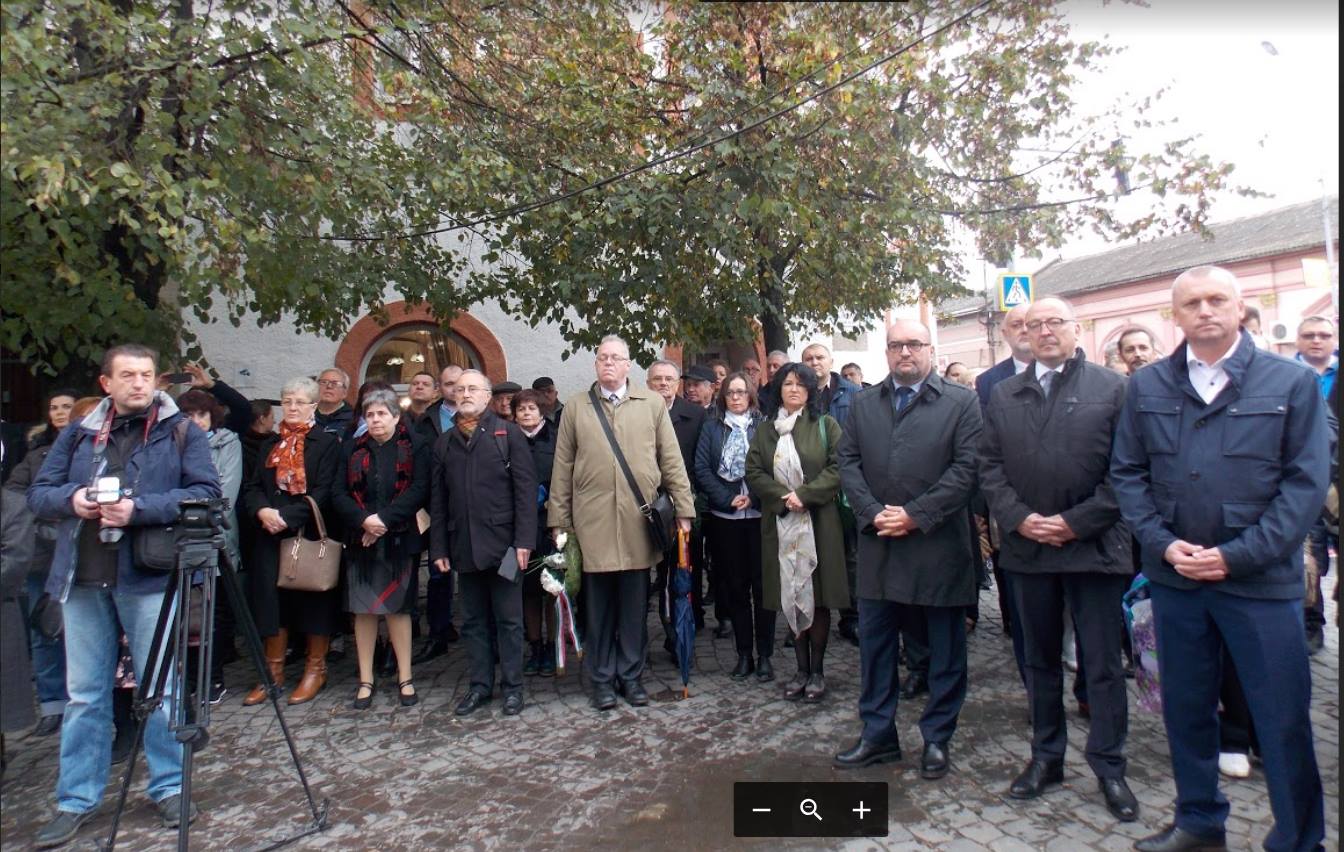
[547,335,696,710]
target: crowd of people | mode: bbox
[0,264,1336,851]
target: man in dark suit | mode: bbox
[833,320,981,781]
[412,363,464,663]
[974,302,1033,680]
[1113,266,1330,852]
[429,369,537,717]
[648,360,709,635]
[979,297,1138,822]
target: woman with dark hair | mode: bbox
[333,388,429,709]
[176,389,244,702]
[512,389,557,676]
[695,372,774,682]
[26,389,80,452]
[241,376,342,705]
[746,364,848,703]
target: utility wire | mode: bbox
[316,0,995,242]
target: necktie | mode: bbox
[1040,370,1056,398]
[608,392,620,405]
[895,386,914,412]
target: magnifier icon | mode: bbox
[800,798,822,821]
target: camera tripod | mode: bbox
[104,503,329,851]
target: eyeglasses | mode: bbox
[316,379,346,388]
[886,340,928,353]
[1300,332,1334,341]
[280,399,316,408]
[596,355,629,364]
[458,385,490,395]
[1026,317,1071,333]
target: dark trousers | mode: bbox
[584,569,650,687]
[1011,572,1129,779]
[858,599,967,746]
[900,605,929,675]
[1218,645,1258,755]
[692,521,711,625]
[1304,518,1333,635]
[425,563,455,638]
[458,569,523,697]
[838,515,859,629]
[1150,583,1323,851]
[993,556,1028,685]
[704,515,774,658]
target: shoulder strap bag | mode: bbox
[277,495,344,592]
[588,388,676,555]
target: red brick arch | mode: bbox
[334,302,507,403]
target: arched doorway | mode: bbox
[334,302,507,403]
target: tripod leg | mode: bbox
[105,569,180,851]
[218,550,330,834]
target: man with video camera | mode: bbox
[27,343,222,849]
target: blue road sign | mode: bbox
[998,273,1033,310]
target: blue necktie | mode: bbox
[895,386,914,413]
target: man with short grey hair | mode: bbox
[548,336,696,710]
[314,367,354,436]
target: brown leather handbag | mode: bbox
[276,496,343,592]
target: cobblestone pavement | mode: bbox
[2,574,1336,851]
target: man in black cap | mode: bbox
[684,365,717,413]
[532,377,564,427]
[491,381,521,422]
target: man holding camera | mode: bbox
[27,344,221,849]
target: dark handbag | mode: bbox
[588,388,678,555]
[277,495,343,592]
[133,524,181,573]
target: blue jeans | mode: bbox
[24,573,68,717]
[57,585,182,814]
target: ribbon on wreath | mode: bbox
[540,567,583,674]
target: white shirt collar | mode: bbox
[891,376,923,397]
[1187,337,1240,370]
[1012,357,1030,375]
[1034,361,1065,381]
[599,383,628,402]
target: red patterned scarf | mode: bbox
[266,419,312,494]
[347,419,414,511]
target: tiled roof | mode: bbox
[938,196,1339,317]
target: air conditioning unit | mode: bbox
[1268,322,1292,343]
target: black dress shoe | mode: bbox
[713,619,734,639]
[454,691,491,716]
[1100,777,1139,822]
[781,673,807,701]
[1133,824,1226,852]
[730,655,754,680]
[502,693,524,716]
[755,656,774,682]
[619,679,649,706]
[920,741,950,780]
[900,671,929,700]
[591,685,618,711]
[411,638,449,665]
[833,737,902,769]
[1008,759,1064,799]
[837,620,860,647]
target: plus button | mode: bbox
[852,801,871,819]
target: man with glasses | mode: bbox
[314,368,354,437]
[547,336,695,711]
[1295,315,1338,655]
[834,321,981,781]
[413,364,465,662]
[978,298,1138,822]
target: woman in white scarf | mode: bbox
[746,364,848,703]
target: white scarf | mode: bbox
[773,408,818,635]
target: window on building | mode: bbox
[361,325,481,391]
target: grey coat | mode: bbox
[837,373,982,607]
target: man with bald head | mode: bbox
[1112,266,1330,852]
[834,319,981,781]
[978,297,1137,821]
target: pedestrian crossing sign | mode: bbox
[998,273,1033,310]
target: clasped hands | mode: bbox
[1016,513,1077,548]
[71,488,134,527]
[1164,539,1228,581]
[874,505,916,537]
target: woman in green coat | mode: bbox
[745,362,849,703]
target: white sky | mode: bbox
[971,0,1340,285]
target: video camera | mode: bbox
[176,497,233,537]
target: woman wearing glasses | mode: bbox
[240,376,343,706]
[745,363,849,703]
[695,372,774,683]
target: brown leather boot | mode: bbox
[288,635,330,705]
[243,629,288,706]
